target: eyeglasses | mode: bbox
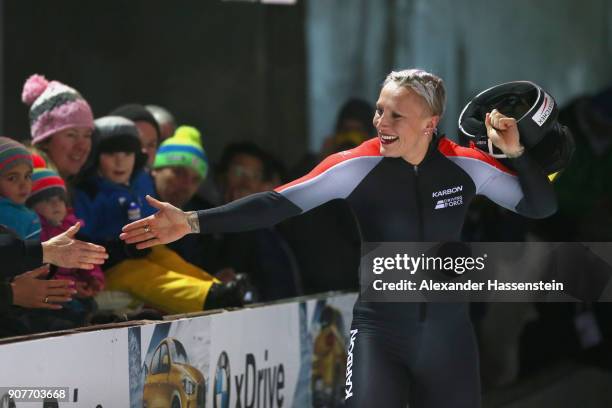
[227,165,263,182]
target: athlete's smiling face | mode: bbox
[373,82,439,164]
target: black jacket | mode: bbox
[0,225,43,313]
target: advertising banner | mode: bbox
[0,292,358,408]
[0,328,130,407]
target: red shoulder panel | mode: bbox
[438,137,516,175]
[276,138,381,192]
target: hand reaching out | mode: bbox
[11,265,76,309]
[120,195,193,249]
[42,222,108,269]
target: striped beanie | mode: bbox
[22,74,95,145]
[26,154,67,207]
[0,136,33,176]
[153,126,208,179]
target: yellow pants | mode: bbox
[105,245,219,314]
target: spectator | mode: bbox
[291,98,375,179]
[0,220,107,337]
[281,99,369,295]
[1,224,106,311]
[217,142,266,203]
[27,161,104,325]
[151,126,232,278]
[111,104,161,168]
[211,142,302,301]
[146,104,176,141]
[0,137,41,240]
[152,126,207,208]
[74,116,244,313]
[22,74,95,188]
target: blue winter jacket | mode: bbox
[0,197,41,240]
[73,170,157,266]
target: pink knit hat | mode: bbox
[22,74,94,145]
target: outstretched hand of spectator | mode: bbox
[41,223,108,269]
[120,195,192,249]
[11,265,76,309]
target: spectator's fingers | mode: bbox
[36,302,63,310]
[64,222,81,237]
[76,262,97,270]
[78,253,108,264]
[46,287,77,297]
[46,279,75,288]
[45,295,72,304]
[77,241,107,253]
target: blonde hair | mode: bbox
[384,69,446,118]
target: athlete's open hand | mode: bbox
[120,195,191,249]
[485,109,524,157]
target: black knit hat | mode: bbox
[89,116,147,174]
[110,103,161,142]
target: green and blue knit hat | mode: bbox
[153,126,208,179]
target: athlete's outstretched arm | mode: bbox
[121,147,379,248]
[198,149,380,234]
[196,191,302,234]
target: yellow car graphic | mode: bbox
[143,337,206,408]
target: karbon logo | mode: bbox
[214,351,231,408]
[433,185,463,210]
[344,329,358,400]
[432,185,463,198]
[215,350,285,408]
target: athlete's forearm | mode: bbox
[196,191,303,234]
[511,152,557,219]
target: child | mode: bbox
[74,116,244,314]
[0,137,41,240]
[27,159,104,302]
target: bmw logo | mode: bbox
[214,351,231,408]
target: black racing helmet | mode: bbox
[459,81,574,174]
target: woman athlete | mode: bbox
[120,69,556,407]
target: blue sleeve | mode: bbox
[73,189,97,239]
